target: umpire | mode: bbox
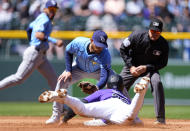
[120,18,169,124]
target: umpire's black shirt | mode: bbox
[120,30,169,72]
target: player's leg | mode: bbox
[127,77,150,120]
[62,69,115,124]
[39,89,119,123]
[0,46,41,90]
[109,77,150,124]
[62,99,88,124]
[150,72,165,124]
[46,66,88,124]
[61,69,104,123]
[37,58,57,91]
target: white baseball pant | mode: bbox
[57,87,147,124]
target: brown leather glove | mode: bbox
[78,81,98,94]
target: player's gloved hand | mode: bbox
[78,81,98,94]
[56,39,63,47]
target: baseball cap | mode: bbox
[45,0,59,8]
[149,18,163,32]
[92,30,108,48]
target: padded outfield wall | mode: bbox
[0,58,190,105]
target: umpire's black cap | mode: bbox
[149,18,163,32]
[45,0,59,8]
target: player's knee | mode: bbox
[126,110,137,121]
[110,114,127,124]
[14,74,25,84]
[127,113,136,121]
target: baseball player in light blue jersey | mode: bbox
[46,30,115,124]
[0,0,63,91]
[39,74,150,126]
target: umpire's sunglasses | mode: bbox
[150,30,161,35]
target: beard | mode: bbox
[48,12,55,20]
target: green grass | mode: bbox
[139,105,190,119]
[0,102,190,119]
[0,102,52,116]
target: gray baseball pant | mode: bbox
[120,66,165,121]
[0,46,57,91]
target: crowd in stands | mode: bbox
[0,0,190,60]
[0,0,190,32]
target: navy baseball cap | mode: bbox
[149,18,163,32]
[45,0,59,8]
[92,30,108,48]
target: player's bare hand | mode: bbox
[136,65,147,75]
[58,71,72,83]
[130,66,139,77]
[56,39,63,47]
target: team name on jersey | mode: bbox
[112,90,131,104]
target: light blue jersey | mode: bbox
[27,13,57,50]
[66,37,111,72]
[65,37,114,88]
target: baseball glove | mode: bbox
[78,81,98,94]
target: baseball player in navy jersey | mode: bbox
[45,30,115,124]
[39,74,150,126]
[0,0,63,91]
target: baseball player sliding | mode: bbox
[0,0,63,91]
[46,30,115,124]
[39,74,150,126]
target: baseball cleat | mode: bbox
[134,83,146,93]
[139,76,150,87]
[38,89,67,103]
[134,76,150,93]
[154,120,166,125]
[45,113,60,124]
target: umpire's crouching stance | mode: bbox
[120,18,169,124]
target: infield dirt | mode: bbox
[0,116,190,131]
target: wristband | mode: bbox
[48,37,57,44]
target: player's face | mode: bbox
[148,29,161,41]
[90,41,103,54]
[47,7,57,20]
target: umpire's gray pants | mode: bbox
[0,46,57,91]
[52,66,114,116]
[120,66,165,121]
